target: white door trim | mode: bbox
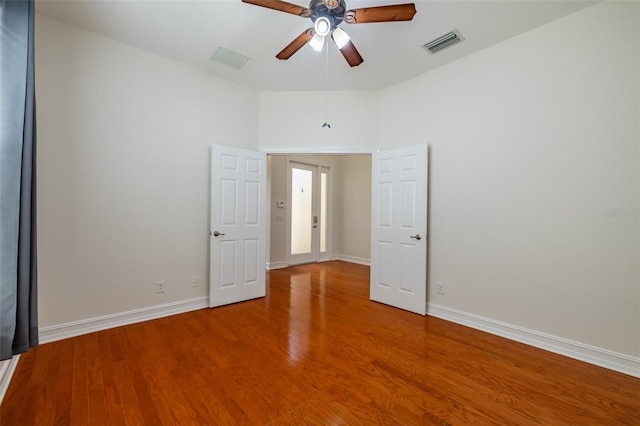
[263,147,377,155]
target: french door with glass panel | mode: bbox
[286,161,331,265]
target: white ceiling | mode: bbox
[36,0,597,91]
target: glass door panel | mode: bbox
[319,169,328,259]
[291,167,313,255]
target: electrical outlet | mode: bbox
[156,280,166,293]
[437,281,445,295]
[191,276,198,287]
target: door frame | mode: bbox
[285,159,333,266]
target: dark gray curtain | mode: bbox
[0,0,38,361]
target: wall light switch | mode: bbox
[276,200,285,208]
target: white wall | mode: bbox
[380,1,639,357]
[258,91,379,151]
[267,155,287,267]
[36,15,259,327]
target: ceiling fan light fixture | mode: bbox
[241,0,417,65]
[309,33,325,52]
[332,27,350,49]
[314,16,331,36]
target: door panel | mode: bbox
[245,181,260,224]
[210,144,266,308]
[370,145,428,315]
[244,239,259,283]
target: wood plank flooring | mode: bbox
[1,261,638,425]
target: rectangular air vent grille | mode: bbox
[211,46,250,70]
[422,29,464,54]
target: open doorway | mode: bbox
[267,154,372,270]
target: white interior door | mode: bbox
[286,161,331,266]
[370,144,428,315]
[209,144,266,308]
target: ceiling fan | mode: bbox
[242,0,417,67]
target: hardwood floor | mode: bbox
[1,261,638,425]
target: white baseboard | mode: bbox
[266,261,288,270]
[39,296,209,344]
[427,303,640,378]
[334,255,370,266]
[0,356,21,406]
[267,256,371,269]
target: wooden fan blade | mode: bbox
[344,3,416,24]
[335,39,363,67]
[276,29,315,60]
[242,0,311,17]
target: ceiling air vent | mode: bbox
[211,46,250,70]
[422,29,465,54]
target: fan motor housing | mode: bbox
[309,0,346,27]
